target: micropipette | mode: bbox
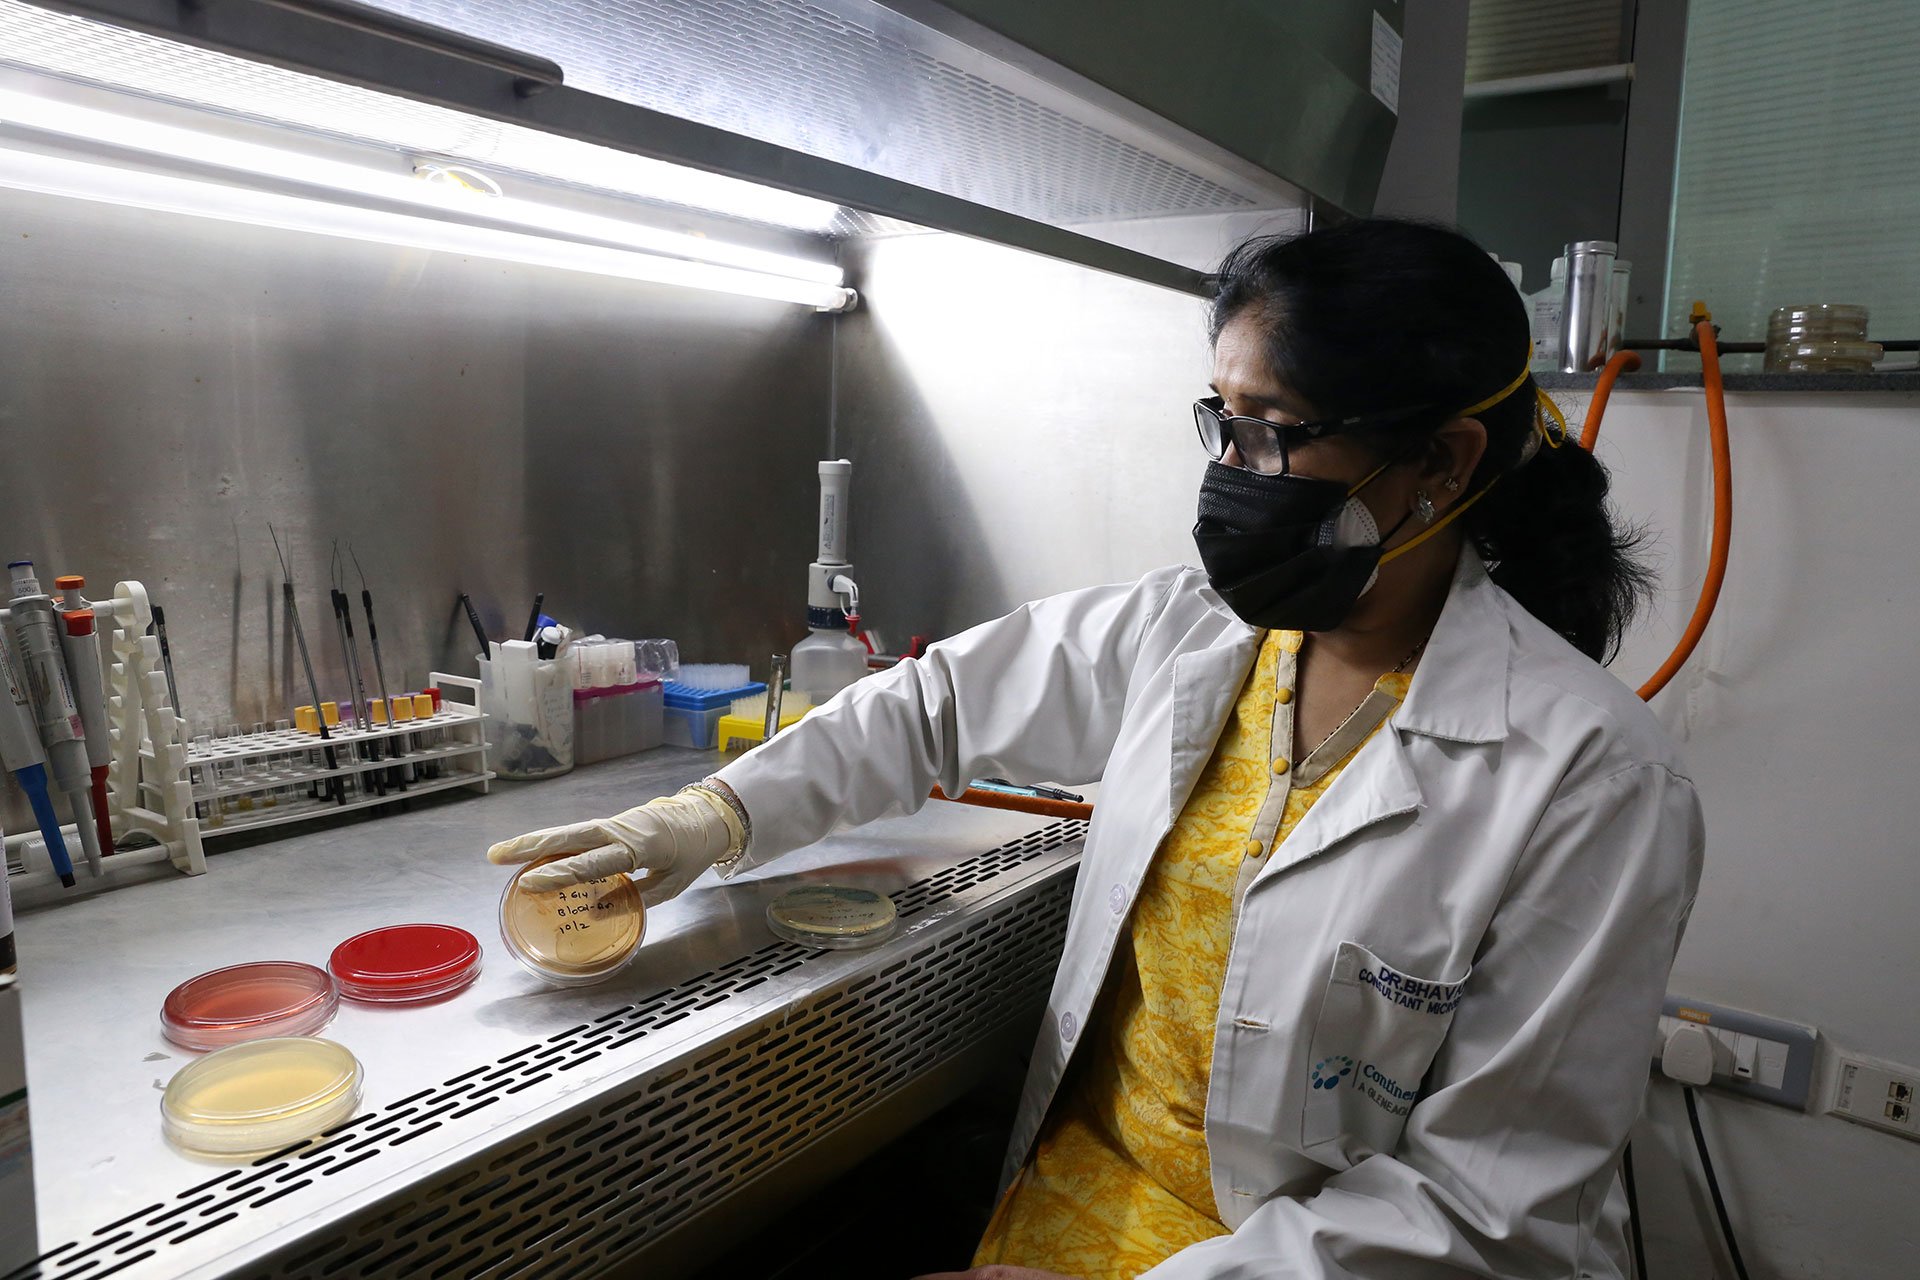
[54,576,114,858]
[0,627,75,886]
[7,561,104,876]
[271,528,344,806]
[351,546,411,786]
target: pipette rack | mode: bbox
[190,674,492,840]
[5,580,204,905]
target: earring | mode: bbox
[1444,476,1461,492]
[1415,491,1437,523]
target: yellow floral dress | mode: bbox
[974,629,1411,1279]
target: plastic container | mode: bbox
[766,885,899,950]
[1776,339,1882,373]
[479,642,575,780]
[717,692,812,752]
[161,960,339,1051]
[328,924,482,1004]
[1528,255,1567,371]
[573,675,664,765]
[161,1036,363,1159]
[662,678,765,750]
[790,628,868,704]
[499,857,646,986]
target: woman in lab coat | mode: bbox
[489,219,1704,1280]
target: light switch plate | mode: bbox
[1650,995,1818,1110]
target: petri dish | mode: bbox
[161,960,339,1051]
[329,924,483,1004]
[162,1036,363,1159]
[766,885,899,950]
[499,857,646,986]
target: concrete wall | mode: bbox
[1571,387,1920,1279]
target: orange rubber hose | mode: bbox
[1578,307,1732,701]
[931,786,1094,823]
[1582,350,1644,450]
[1634,311,1732,700]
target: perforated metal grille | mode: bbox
[23,820,1085,1280]
[363,0,1260,225]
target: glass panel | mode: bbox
[1667,0,1920,370]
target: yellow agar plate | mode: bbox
[766,885,899,950]
[499,857,646,986]
[161,1036,363,1159]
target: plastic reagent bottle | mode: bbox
[790,460,868,704]
[7,561,104,877]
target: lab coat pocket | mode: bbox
[1301,940,1469,1159]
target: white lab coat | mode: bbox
[718,549,1703,1279]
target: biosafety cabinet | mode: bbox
[0,2,1407,1277]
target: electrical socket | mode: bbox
[1827,1053,1920,1142]
[1651,996,1818,1109]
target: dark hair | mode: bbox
[1207,217,1652,662]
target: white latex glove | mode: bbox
[486,789,743,906]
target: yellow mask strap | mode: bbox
[1379,479,1497,566]
[1456,343,1568,456]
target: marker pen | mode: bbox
[55,576,114,858]
[0,627,75,886]
[7,561,104,877]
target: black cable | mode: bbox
[1682,1086,1751,1280]
[1622,1141,1648,1280]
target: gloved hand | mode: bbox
[486,788,743,906]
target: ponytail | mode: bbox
[1464,383,1654,661]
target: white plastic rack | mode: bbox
[187,675,492,839]
[5,580,204,904]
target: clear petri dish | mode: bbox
[766,885,899,950]
[329,924,483,1004]
[161,960,339,1051]
[161,1036,363,1159]
[498,857,646,986]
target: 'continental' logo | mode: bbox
[1310,1056,1353,1090]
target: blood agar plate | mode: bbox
[161,1036,363,1159]
[329,923,482,1004]
[499,857,645,986]
[161,960,339,1051]
[766,885,898,950]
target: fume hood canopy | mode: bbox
[1,0,1401,297]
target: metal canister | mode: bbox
[1558,240,1617,373]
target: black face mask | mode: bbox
[1192,461,1405,632]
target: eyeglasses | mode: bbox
[1193,396,1434,474]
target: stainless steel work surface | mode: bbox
[15,748,1084,1278]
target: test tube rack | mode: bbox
[189,673,493,840]
[5,580,205,905]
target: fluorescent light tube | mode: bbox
[0,86,851,306]
[0,146,856,310]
